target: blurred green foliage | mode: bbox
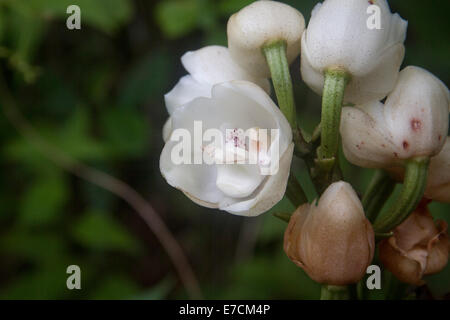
[0,0,448,300]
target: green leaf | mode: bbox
[8,0,132,34]
[19,173,69,226]
[89,274,139,300]
[218,0,254,16]
[0,231,66,265]
[211,251,320,299]
[101,107,150,158]
[133,277,174,300]
[155,0,200,39]
[118,52,171,108]
[55,107,108,161]
[71,210,140,254]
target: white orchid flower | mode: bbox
[340,66,449,168]
[301,0,407,104]
[160,80,293,216]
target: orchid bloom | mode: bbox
[160,80,293,216]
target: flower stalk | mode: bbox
[373,157,430,233]
[263,40,296,129]
[320,285,350,300]
[318,68,349,161]
[362,170,396,223]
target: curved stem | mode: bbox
[0,73,202,299]
[320,285,350,300]
[362,170,396,223]
[318,69,349,161]
[373,157,429,233]
[263,41,310,157]
[263,41,296,128]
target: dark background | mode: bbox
[0,0,448,299]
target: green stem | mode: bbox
[362,170,396,223]
[320,285,350,300]
[285,172,308,208]
[272,212,292,223]
[263,41,296,129]
[373,157,429,233]
[263,41,311,157]
[318,69,349,161]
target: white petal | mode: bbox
[181,45,270,93]
[340,103,400,168]
[216,164,265,198]
[304,0,406,76]
[162,117,172,142]
[343,43,404,105]
[160,139,224,205]
[164,75,212,115]
[383,66,449,158]
[222,143,294,216]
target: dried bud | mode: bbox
[227,0,305,77]
[284,181,375,285]
[379,204,449,285]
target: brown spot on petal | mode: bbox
[411,118,422,132]
[394,152,399,158]
[403,141,409,150]
[439,135,442,141]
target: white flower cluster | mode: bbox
[159,0,449,220]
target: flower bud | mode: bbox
[379,203,449,285]
[284,181,375,285]
[301,0,407,104]
[341,66,450,168]
[227,0,305,77]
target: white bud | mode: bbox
[341,66,449,168]
[227,0,305,77]
[301,0,407,104]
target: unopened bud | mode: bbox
[227,0,305,77]
[284,181,375,285]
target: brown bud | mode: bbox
[284,181,375,285]
[379,203,449,285]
